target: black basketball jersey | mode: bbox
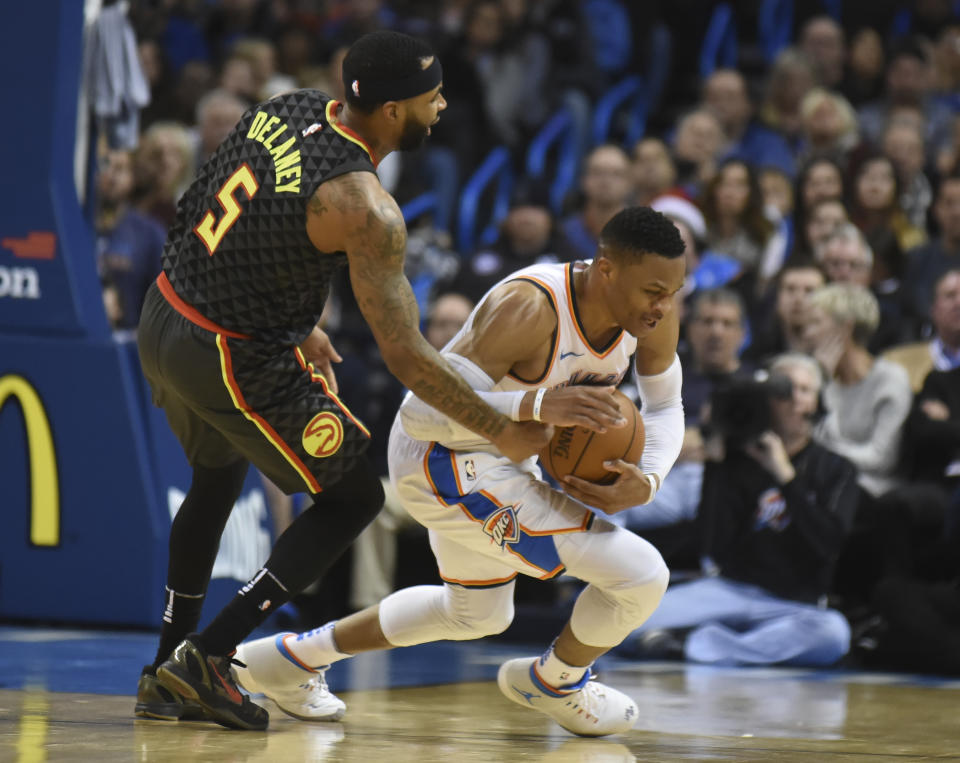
[162,90,377,346]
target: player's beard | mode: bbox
[397,115,429,151]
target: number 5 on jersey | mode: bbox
[193,163,260,255]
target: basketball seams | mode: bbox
[570,429,596,479]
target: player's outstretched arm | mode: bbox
[306,174,548,462]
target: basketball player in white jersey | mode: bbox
[231,207,687,736]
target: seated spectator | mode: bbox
[858,37,955,164]
[650,194,741,301]
[884,268,960,392]
[95,147,165,331]
[849,154,926,280]
[843,27,886,107]
[806,283,912,501]
[799,15,846,91]
[818,224,911,352]
[134,121,195,228]
[758,47,816,150]
[616,353,858,667]
[903,173,960,326]
[702,69,795,178]
[700,159,786,301]
[632,137,679,207]
[858,365,960,675]
[560,144,633,261]
[882,118,933,232]
[794,156,846,233]
[671,108,725,199]
[745,259,826,365]
[193,89,247,168]
[796,88,860,170]
[806,283,913,608]
[800,197,850,260]
[446,181,577,304]
[618,289,752,569]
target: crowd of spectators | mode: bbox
[93,0,960,675]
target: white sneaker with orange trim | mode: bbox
[232,633,346,722]
[497,657,638,737]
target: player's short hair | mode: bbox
[342,31,438,113]
[598,206,686,260]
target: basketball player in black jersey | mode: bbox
[133,31,550,730]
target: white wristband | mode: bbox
[642,473,661,505]
[532,388,547,422]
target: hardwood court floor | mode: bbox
[2,627,960,761]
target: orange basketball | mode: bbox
[539,389,645,485]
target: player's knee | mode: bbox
[804,610,851,664]
[446,586,515,638]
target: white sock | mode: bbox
[534,643,590,690]
[286,622,353,668]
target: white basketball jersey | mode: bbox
[408,261,638,452]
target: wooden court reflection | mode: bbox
[4,664,960,762]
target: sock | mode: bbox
[200,568,289,656]
[152,588,205,669]
[285,622,354,668]
[534,643,590,690]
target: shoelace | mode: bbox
[565,672,602,722]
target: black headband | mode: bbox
[344,57,442,104]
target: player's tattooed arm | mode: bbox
[309,174,549,459]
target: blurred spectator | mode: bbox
[857,364,960,675]
[844,27,886,107]
[798,88,860,168]
[799,15,846,90]
[560,144,633,260]
[700,159,786,299]
[619,289,752,571]
[193,89,247,166]
[807,283,912,501]
[617,353,857,667]
[818,223,910,352]
[882,119,933,231]
[424,291,475,350]
[671,108,725,198]
[134,121,195,228]
[902,173,960,324]
[800,197,850,260]
[95,147,166,331]
[219,52,258,102]
[759,167,794,221]
[795,156,846,234]
[849,154,926,281]
[632,138,679,207]
[884,268,960,392]
[858,37,955,161]
[446,181,577,303]
[759,47,816,150]
[702,69,795,178]
[231,38,297,99]
[650,194,741,304]
[745,258,826,365]
[931,25,960,111]
[936,114,960,176]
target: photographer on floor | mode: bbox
[615,353,859,666]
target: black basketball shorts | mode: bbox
[138,277,370,495]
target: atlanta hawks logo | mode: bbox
[301,412,344,458]
[482,505,521,547]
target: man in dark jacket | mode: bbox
[616,353,859,666]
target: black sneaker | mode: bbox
[156,634,269,730]
[134,664,211,721]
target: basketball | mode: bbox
[539,389,645,485]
